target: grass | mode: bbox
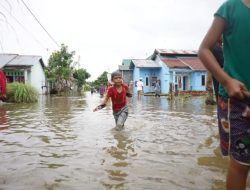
[6,82,38,103]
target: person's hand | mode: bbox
[93,104,106,112]
[126,92,132,97]
[93,106,99,112]
[242,91,250,99]
[223,78,247,100]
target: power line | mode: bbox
[0,1,47,51]
[20,0,60,47]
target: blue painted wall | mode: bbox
[131,60,207,94]
[190,71,206,91]
[133,67,161,93]
[158,60,170,94]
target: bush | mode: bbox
[6,82,38,103]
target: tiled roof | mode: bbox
[132,59,161,68]
[178,57,206,71]
[161,57,206,71]
[161,58,189,69]
[156,49,197,55]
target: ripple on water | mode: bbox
[0,95,238,189]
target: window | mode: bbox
[201,75,205,86]
[146,77,149,86]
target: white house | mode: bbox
[0,54,47,94]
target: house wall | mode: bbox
[190,71,206,91]
[140,68,161,93]
[28,63,46,94]
[169,69,192,92]
[132,67,162,93]
[133,67,140,93]
[121,70,133,85]
[158,60,170,94]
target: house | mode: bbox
[129,59,162,93]
[151,49,207,94]
[0,54,47,94]
[119,59,133,85]
[119,49,207,94]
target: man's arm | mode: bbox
[198,17,248,99]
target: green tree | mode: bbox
[73,68,91,91]
[45,44,76,93]
[91,71,108,89]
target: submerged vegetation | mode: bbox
[6,83,38,103]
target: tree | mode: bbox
[45,44,76,93]
[73,68,91,91]
[91,71,108,89]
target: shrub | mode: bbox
[6,82,38,103]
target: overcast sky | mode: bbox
[0,0,224,80]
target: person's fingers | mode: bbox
[242,91,250,98]
[238,81,247,91]
[237,92,245,100]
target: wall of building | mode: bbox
[139,68,161,93]
[29,63,46,94]
[158,60,170,94]
[133,67,140,93]
[121,70,133,85]
[190,71,206,91]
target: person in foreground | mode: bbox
[93,71,132,131]
[198,0,250,189]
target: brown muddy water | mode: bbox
[0,93,250,190]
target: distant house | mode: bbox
[0,54,47,94]
[129,59,162,93]
[151,49,207,94]
[119,49,207,94]
[118,59,133,85]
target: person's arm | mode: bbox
[93,94,110,112]
[198,17,248,99]
[126,85,132,97]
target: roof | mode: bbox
[161,58,189,69]
[156,49,197,55]
[131,59,161,68]
[119,59,132,70]
[150,49,198,60]
[0,54,18,68]
[161,57,206,71]
[0,54,45,68]
[122,59,132,66]
[178,57,206,71]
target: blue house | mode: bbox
[123,49,207,94]
[129,59,161,93]
[119,59,133,85]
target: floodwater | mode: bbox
[0,93,249,190]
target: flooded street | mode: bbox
[0,93,249,190]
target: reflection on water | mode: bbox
[0,105,9,130]
[102,130,137,189]
[1,94,249,190]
